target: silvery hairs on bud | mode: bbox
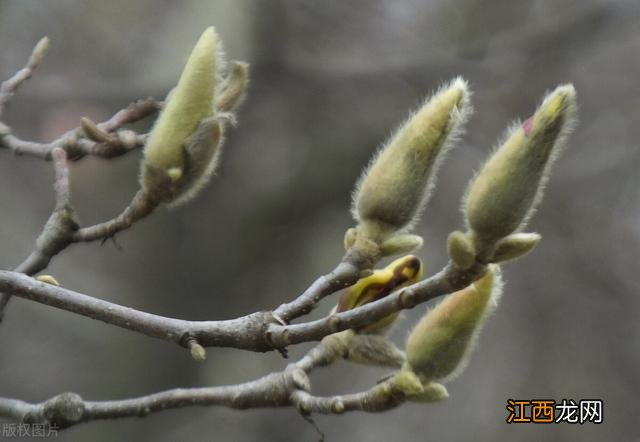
[352,77,472,242]
[140,27,231,206]
[464,85,577,245]
[404,267,503,383]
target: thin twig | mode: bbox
[272,245,380,324]
[0,99,158,160]
[0,148,76,318]
[0,37,50,118]
[72,190,159,243]
[267,262,486,348]
[0,37,158,160]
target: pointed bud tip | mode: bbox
[526,83,577,138]
[199,26,218,46]
[30,36,51,64]
[35,36,51,52]
[540,83,576,118]
[353,76,471,238]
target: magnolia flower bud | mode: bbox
[404,267,502,382]
[141,27,221,204]
[334,255,423,333]
[352,78,471,242]
[464,85,577,248]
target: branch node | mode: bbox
[398,288,417,309]
[42,392,85,428]
[271,312,287,326]
[331,400,345,414]
[327,314,342,333]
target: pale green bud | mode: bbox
[36,275,60,286]
[189,341,207,362]
[141,27,222,204]
[353,78,471,241]
[464,85,577,246]
[446,230,476,269]
[404,267,502,382]
[343,227,358,250]
[392,370,424,396]
[31,36,51,63]
[490,232,541,263]
[379,233,424,257]
[406,382,449,403]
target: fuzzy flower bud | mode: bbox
[352,78,471,242]
[335,255,423,333]
[404,267,502,382]
[464,85,577,248]
[141,27,222,205]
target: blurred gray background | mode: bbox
[0,0,638,441]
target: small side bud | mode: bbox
[30,36,51,66]
[446,230,475,269]
[343,227,358,250]
[405,267,502,382]
[80,117,116,144]
[490,232,541,263]
[406,382,449,403]
[464,85,577,249]
[335,255,423,333]
[36,275,60,286]
[141,27,222,204]
[352,78,471,242]
[379,234,424,257]
[188,339,207,362]
[392,369,424,396]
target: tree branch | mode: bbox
[267,262,486,348]
[0,259,485,352]
[0,37,159,160]
[0,99,158,160]
[272,245,380,324]
[71,190,159,243]
[0,337,406,430]
[0,148,77,318]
